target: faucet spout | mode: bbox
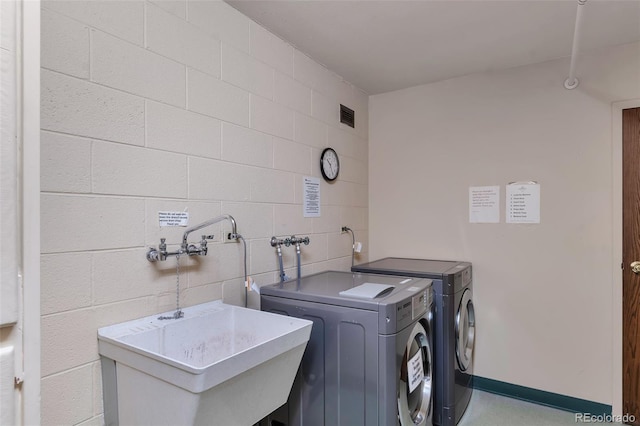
[147,214,239,262]
[182,214,238,250]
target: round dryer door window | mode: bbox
[398,321,432,426]
[455,288,476,371]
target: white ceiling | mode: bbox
[227,0,640,94]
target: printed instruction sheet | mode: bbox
[303,176,321,217]
[506,182,540,223]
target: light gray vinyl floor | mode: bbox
[458,390,623,426]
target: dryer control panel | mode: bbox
[394,289,428,331]
[378,280,433,335]
[411,290,428,320]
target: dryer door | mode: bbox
[456,288,476,371]
[398,321,432,426]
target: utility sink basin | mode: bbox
[98,300,312,426]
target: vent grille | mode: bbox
[340,104,355,128]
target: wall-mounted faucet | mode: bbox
[182,214,238,251]
[289,236,310,247]
[146,214,239,262]
[270,235,310,281]
[147,214,242,319]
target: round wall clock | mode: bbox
[320,147,340,182]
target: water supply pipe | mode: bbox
[564,0,587,90]
[277,244,286,282]
[295,242,302,279]
[289,236,310,279]
[342,226,356,268]
[271,236,288,282]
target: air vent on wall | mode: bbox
[340,104,355,128]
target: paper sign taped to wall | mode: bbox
[469,186,500,223]
[303,176,321,218]
[408,350,424,393]
[506,182,540,224]
[158,211,189,227]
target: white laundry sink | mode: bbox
[98,300,312,426]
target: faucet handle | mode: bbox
[146,247,160,262]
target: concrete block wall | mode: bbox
[40,1,369,424]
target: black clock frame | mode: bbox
[320,147,340,182]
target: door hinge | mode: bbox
[621,262,624,270]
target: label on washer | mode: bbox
[408,351,424,393]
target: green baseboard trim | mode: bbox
[473,376,612,416]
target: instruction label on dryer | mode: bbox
[408,351,424,393]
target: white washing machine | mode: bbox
[259,271,435,426]
[353,258,475,426]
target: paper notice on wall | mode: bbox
[408,350,424,393]
[506,182,540,224]
[158,211,189,227]
[303,176,321,218]
[469,186,500,223]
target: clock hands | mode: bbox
[324,157,336,176]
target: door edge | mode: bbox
[612,99,640,418]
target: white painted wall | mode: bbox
[369,41,640,405]
[40,1,368,424]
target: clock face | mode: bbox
[320,148,339,181]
